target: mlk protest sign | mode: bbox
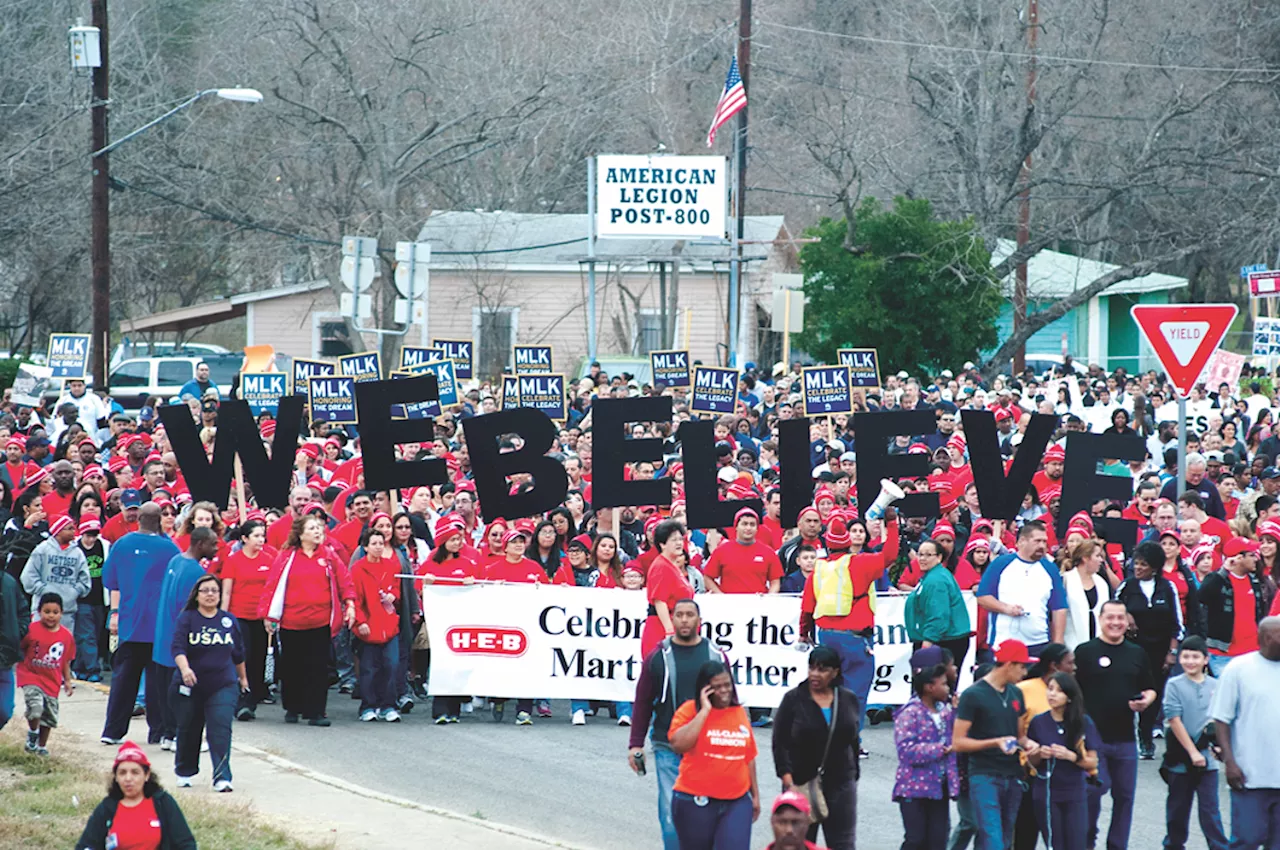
[513,345,553,374]
[422,585,974,707]
[339,351,382,383]
[500,374,520,410]
[240,372,287,416]
[801,365,853,416]
[838,348,882,389]
[517,373,566,421]
[432,338,474,379]
[690,366,738,414]
[307,376,358,423]
[650,349,691,387]
[399,346,445,370]
[292,358,335,399]
[47,334,91,380]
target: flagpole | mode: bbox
[730,0,751,368]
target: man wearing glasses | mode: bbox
[925,410,958,453]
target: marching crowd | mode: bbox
[2,357,1280,849]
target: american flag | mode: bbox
[706,56,746,147]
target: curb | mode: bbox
[82,680,592,849]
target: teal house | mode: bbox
[990,239,1188,373]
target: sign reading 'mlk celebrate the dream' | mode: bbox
[595,155,728,240]
[690,366,739,415]
[47,334,91,380]
[801,365,853,416]
[650,349,691,387]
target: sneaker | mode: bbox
[35,746,49,757]
[396,695,415,713]
[160,738,176,752]
[1139,742,1155,760]
[338,683,354,694]
[86,673,102,683]
[175,776,193,788]
[100,736,124,745]
[535,699,552,717]
[308,716,332,727]
[447,716,460,724]
[360,709,378,722]
[462,702,474,715]
[617,715,632,727]
[1153,728,1164,739]
[285,713,300,724]
[515,711,533,726]
[751,715,773,728]
[131,704,146,717]
[434,715,450,725]
[859,747,870,760]
[411,681,429,700]
[213,780,233,793]
[571,709,586,726]
[381,708,402,723]
[25,731,38,753]
[236,706,254,722]
[492,701,505,723]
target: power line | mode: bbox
[109,175,588,256]
[758,19,1280,75]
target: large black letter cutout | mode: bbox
[160,396,303,511]
[354,375,448,493]
[961,410,1058,523]
[1059,432,1145,546]
[678,419,762,530]
[853,410,938,519]
[590,396,673,511]
[777,418,814,528]
[461,408,568,521]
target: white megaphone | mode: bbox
[865,478,905,522]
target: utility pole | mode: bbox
[90,0,110,389]
[1013,0,1037,375]
[727,0,751,367]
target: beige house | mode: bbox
[122,210,798,379]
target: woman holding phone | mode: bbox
[668,660,760,849]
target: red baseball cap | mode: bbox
[994,640,1036,665]
[771,790,812,815]
[1224,537,1260,557]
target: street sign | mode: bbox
[339,255,378,292]
[1131,303,1238,398]
[1248,270,1280,297]
[341,235,377,257]
[394,298,426,325]
[1241,263,1267,279]
[394,241,430,298]
[339,292,373,319]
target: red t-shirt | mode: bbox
[224,548,274,620]
[266,514,295,551]
[1225,573,1259,657]
[646,555,694,615]
[280,551,333,631]
[759,516,783,550]
[102,513,139,543]
[1163,566,1190,621]
[419,554,480,584]
[107,797,162,850]
[16,624,75,697]
[331,518,366,556]
[484,557,551,584]
[1200,517,1233,549]
[702,541,783,593]
[41,490,73,520]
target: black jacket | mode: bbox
[1115,575,1182,649]
[1198,568,1267,655]
[0,571,27,668]
[76,790,197,850]
[772,682,861,786]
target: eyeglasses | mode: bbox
[160,510,177,517]
[197,586,219,594]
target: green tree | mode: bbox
[796,197,1003,376]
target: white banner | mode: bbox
[422,586,975,707]
[595,155,728,239]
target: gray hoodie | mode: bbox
[21,536,90,616]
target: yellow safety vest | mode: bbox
[813,553,878,619]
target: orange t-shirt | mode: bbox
[670,701,757,799]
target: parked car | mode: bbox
[109,341,230,372]
[107,353,251,409]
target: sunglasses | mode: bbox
[160,510,177,517]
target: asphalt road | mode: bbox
[192,694,1223,850]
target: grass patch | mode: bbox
[0,737,326,850]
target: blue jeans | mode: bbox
[672,791,753,850]
[968,774,1023,850]
[358,640,398,712]
[172,681,237,784]
[333,628,355,688]
[948,791,977,850]
[1209,654,1234,677]
[818,628,875,730]
[1165,770,1228,850]
[74,603,106,676]
[0,667,14,731]
[1087,740,1138,850]
[1229,788,1280,850]
[654,745,682,850]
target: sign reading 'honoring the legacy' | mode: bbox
[595,155,728,239]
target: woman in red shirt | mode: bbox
[641,520,696,660]
[422,517,479,725]
[221,519,274,720]
[77,742,196,850]
[484,529,546,725]
[479,518,508,568]
[590,533,625,589]
[258,515,356,726]
[351,528,402,722]
[175,501,229,578]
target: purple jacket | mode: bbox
[892,695,960,801]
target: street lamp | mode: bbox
[87,84,262,388]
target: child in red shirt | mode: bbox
[17,592,75,756]
[351,529,402,723]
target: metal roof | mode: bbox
[992,238,1188,299]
